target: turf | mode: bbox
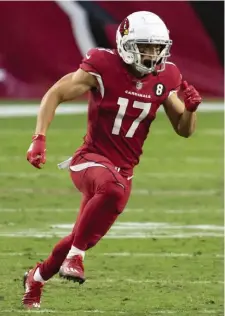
[0,109,223,316]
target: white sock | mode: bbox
[33,267,45,283]
[66,246,85,260]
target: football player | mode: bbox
[23,11,202,308]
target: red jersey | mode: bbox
[76,48,181,175]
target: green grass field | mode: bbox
[0,108,223,316]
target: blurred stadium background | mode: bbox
[0,0,224,100]
[0,1,224,315]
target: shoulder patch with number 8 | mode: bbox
[154,83,165,96]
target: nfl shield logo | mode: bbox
[136,81,143,90]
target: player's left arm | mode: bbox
[163,81,202,138]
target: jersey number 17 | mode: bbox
[112,97,152,138]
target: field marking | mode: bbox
[0,171,220,180]
[52,222,225,231]
[0,309,222,315]
[134,189,221,197]
[145,172,219,179]
[0,128,223,137]
[52,222,224,235]
[0,128,86,135]
[0,187,221,196]
[0,105,87,117]
[0,155,222,165]
[0,207,78,213]
[1,232,222,238]
[0,207,222,214]
[200,129,224,136]
[141,157,223,164]
[51,277,224,285]
[1,222,224,239]
[0,252,223,258]
[0,103,223,118]
[102,252,224,258]
[0,155,72,162]
[0,221,224,239]
[162,209,223,214]
[0,310,125,315]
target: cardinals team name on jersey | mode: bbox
[79,47,182,171]
[125,90,151,99]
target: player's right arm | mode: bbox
[27,69,97,169]
[35,69,97,135]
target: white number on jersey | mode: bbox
[155,84,164,96]
[112,97,151,138]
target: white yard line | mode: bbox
[198,129,224,136]
[0,310,222,315]
[0,222,224,239]
[0,155,71,162]
[53,222,224,231]
[0,172,66,179]
[0,309,222,315]
[145,172,219,179]
[0,128,223,136]
[0,155,222,164]
[0,310,125,315]
[0,232,223,238]
[132,189,220,196]
[0,187,220,196]
[0,105,88,117]
[150,129,224,136]
[0,129,85,134]
[163,209,223,214]
[51,278,224,285]
[141,157,222,164]
[0,252,223,258]
[1,222,224,239]
[0,207,222,214]
[0,207,78,213]
[0,172,65,178]
[101,252,224,258]
[0,103,223,118]
[0,171,220,180]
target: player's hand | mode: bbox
[181,81,202,112]
[27,134,46,169]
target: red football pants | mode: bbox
[40,153,132,280]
